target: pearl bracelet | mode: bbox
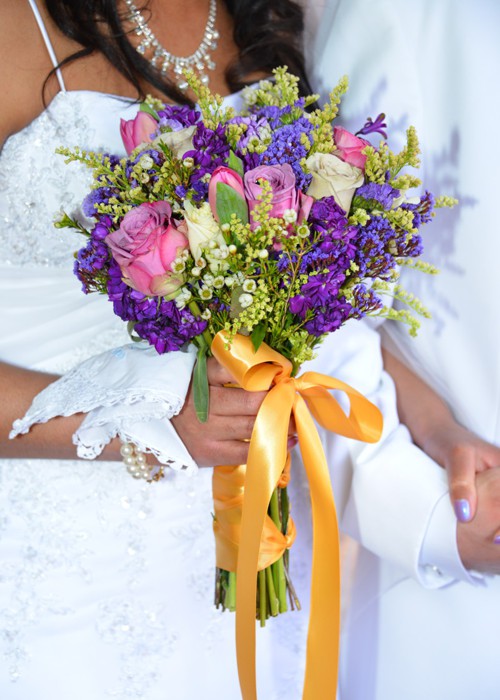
[120,442,165,482]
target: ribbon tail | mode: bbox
[294,395,341,700]
[236,382,296,700]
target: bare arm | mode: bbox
[0,361,124,460]
[382,348,500,523]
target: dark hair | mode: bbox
[44,0,313,103]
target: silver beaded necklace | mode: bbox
[124,0,219,91]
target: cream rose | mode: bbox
[182,200,226,261]
[154,125,196,159]
[305,153,364,213]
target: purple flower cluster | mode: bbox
[107,261,207,353]
[287,197,355,336]
[185,123,230,201]
[74,215,114,292]
[82,187,116,218]
[250,104,314,190]
[354,182,399,209]
[125,148,164,187]
[402,190,435,228]
[157,104,200,130]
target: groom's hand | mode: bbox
[457,468,500,574]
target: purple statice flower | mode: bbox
[354,182,400,209]
[258,117,314,191]
[229,115,271,151]
[356,113,388,139]
[157,104,201,130]
[106,260,206,353]
[348,284,384,320]
[82,187,116,218]
[74,237,110,293]
[125,147,164,185]
[351,215,396,278]
[402,190,435,229]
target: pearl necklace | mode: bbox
[125,0,219,90]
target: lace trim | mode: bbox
[74,426,192,473]
[10,387,183,438]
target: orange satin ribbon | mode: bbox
[213,462,296,572]
[211,330,383,700]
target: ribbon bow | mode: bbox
[211,330,383,700]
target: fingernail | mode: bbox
[287,436,298,450]
[454,499,471,523]
[494,535,500,545]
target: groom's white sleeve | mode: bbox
[305,321,481,588]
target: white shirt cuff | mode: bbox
[419,491,485,587]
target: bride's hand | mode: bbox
[171,357,297,467]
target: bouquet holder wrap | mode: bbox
[210,331,383,700]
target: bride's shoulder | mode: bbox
[0,0,56,148]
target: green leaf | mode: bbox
[227,151,244,177]
[139,102,159,120]
[251,322,267,352]
[216,182,249,225]
[127,321,142,343]
[193,345,210,423]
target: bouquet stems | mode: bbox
[214,471,299,624]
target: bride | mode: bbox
[0,1,318,697]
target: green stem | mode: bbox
[226,571,237,612]
[265,566,279,617]
[188,300,213,349]
[258,570,267,627]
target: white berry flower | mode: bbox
[238,293,253,308]
[242,279,257,293]
[213,276,225,289]
[139,155,154,170]
[283,208,297,224]
[258,249,269,259]
[200,309,212,320]
[200,286,213,300]
[171,259,186,273]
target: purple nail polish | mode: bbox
[494,535,500,545]
[454,499,471,523]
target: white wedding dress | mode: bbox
[0,6,316,698]
[0,3,447,699]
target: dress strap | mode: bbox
[27,0,67,93]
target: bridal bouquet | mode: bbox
[56,68,454,697]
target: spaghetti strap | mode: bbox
[27,0,66,93]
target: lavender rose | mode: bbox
[244,163,313,229]
[106,201,189,297]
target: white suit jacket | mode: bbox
[309,1,500,698]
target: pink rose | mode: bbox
[208,166,246,221]
[106,201,189,297]
[333,126,370,170]
[120,112,158,155]
[244,164,313,229]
